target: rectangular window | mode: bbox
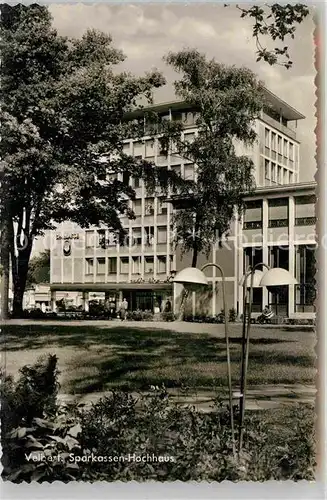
[123,171,130,186]
[144,198,155,216]
[283,139,288,158]
[133,199,142,216]
[123,142,130,153]
[144,226,154,246]
[268,198,288,227]
[264,128,270,148]
[184,132,195,143]
[97,229,106,248]
[158,198,168,215]
[132,228,142,246]
[278,166,282,184]
[108,257,117,274]
[132,256,142,274]
[283,169,288,184]
[145,256,154,274]
[271,162,277,183]
[289,143,294,161]
[289,172,294,183]
[243,247,263,312]
[108,172,117,182]
[269,246,289,270]
[85,231,94,248]
[184,164,194,181]
[133,141,143,156]
[278,136,282,154]
[171,164,181,177]
[294,245,316,312]
[85,258,94,275]
[295,195,316,225]
[157,256,167,274]
[243,200,262,229]
[120,257,129,274]
[265,159,270,180]
[132,176,140,188]
[271,132,276,151]
[145,140,155,158]
[97,258,105,274]
[157,226,167,244]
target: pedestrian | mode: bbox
[120,298,128,321]
[164,299,172,313]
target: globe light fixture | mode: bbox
[239,269,264,288]
[173,267,209,290]
[259,267,298,287]
[173,262,236,457]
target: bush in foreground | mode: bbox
[1,357,316,482]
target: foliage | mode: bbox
[161,312,176,322]
[1,354,59,433]
[2,374,315,482]
[26,250,50,288]
[183,308,237,323]
[0,4,188,316]
[229,308,237,322]
[159,49,264,266]
[126,309,154,321]
[225,3,310,69]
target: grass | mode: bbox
[1,322,316,395]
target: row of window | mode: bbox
[86,226,172,249]
[263,126,296,161]
[244,245,316,312]
[263,158,295,185]
[85,255,173,275]
[126,133,196,158]
[243,196,316,229]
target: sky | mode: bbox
[33,3,317,255]
[49,2,317,183]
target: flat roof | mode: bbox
[245,181,316,198]
[125,87,305,122]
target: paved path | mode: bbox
[58,384,316,413]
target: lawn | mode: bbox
[1,321,316,395]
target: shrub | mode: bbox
[1,355,59,432]
[1,360,316,482]
[126,309,154,321]
[161,312,176,322]
[228,308,237,322]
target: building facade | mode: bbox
[49,89,316,319]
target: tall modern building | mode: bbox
[49,88,316,319]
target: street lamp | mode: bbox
[238,263,298,453]
[174,263,236,457]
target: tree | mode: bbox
[159,49,265,267]
[0,4,185,317]
[225,3,310,69]
[26,250,50,289]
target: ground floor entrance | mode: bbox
[123,289,170,313]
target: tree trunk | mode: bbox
[9,215,33,318]
[12,246,32,317]
[0,216,10,319]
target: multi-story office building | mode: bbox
[49,89,316,319]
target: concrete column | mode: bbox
[288,196,295,317]
[50,290,57,313]
[82,291,89,312]
[262,198,269,308]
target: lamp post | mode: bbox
[238,263,298,454]
[173,263,236,457]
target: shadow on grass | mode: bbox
[2,324,315,393]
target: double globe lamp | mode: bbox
[173,263,297,456]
